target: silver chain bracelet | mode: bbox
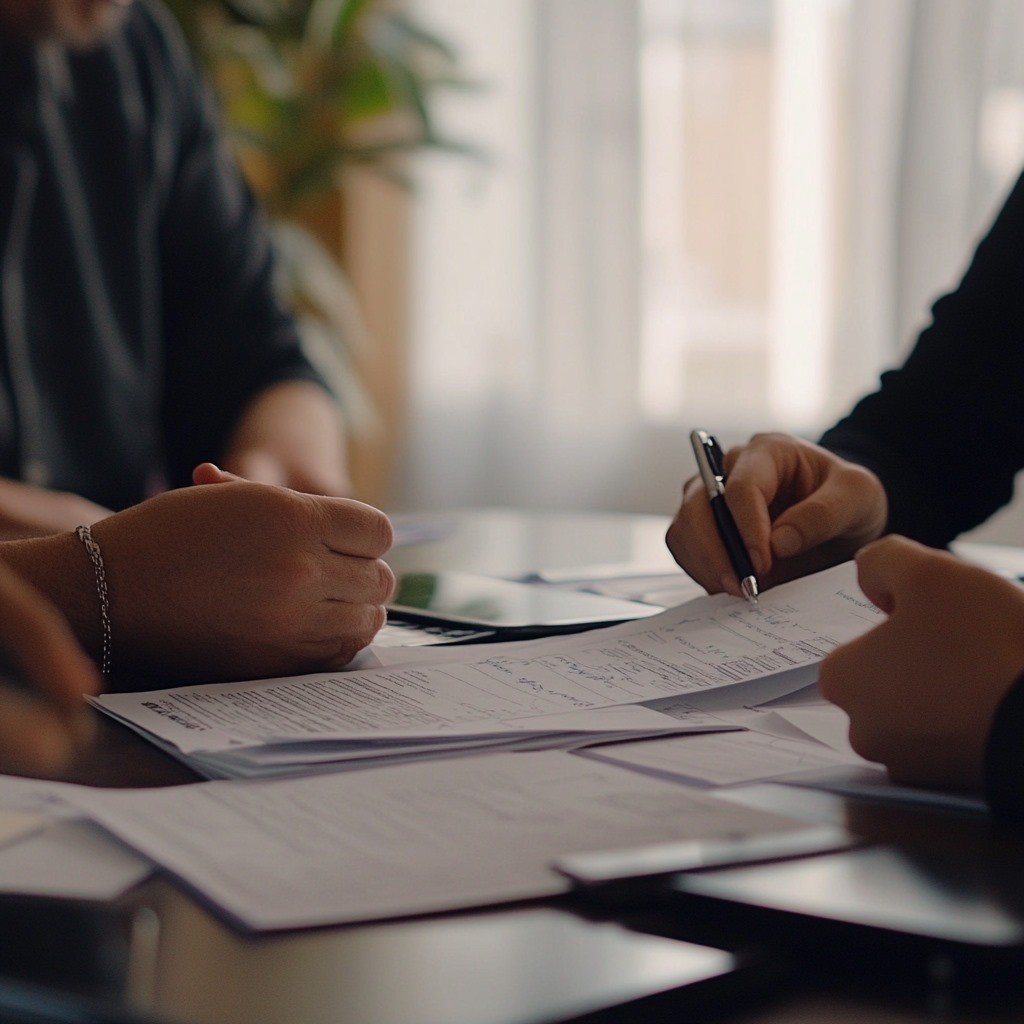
[75,524,111,677]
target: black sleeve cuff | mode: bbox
[819,427,960,550]
[983,671,1024,824]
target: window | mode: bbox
[402,1,1024,517]
[639,0,849,432]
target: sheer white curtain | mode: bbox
[840,0,1024,396]
[397,0,1024,519]
[398,0,644,512]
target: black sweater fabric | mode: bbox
[820,170,1024,549]
[0,1,324,511]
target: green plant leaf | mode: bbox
[167,0,485,216]
[334,62,396,122]
[334,0,376,45]
[380,10,462,64]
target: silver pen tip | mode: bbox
[741,577,759,604]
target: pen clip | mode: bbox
[689,430,725,498]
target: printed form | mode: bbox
[93,562,883,775]
[65,750,825,930]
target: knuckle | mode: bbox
[275,550,319,601]
[376,561,397,602]
[347,558,395,603]
[784,494,833,538]
[833,462,884,509]
[330,641,364,668]
[335,606,388,661]
[300,491,342,530]
[872,534,903,554]
[748,431,788,449]
[368,510,394,556]
[341,601,387,642]
[369,603,388,635]
[665,516,686,550]
[252,482,305,530]
[328,500,394,556]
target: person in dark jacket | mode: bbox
[666,169,1024,821]
[0,2,395,695]
[0,0,350,539]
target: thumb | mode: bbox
[851,535,922,615]
[769,473,880,560]
[191,462,242,486]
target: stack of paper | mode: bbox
[0,776,152,901]
[0,561,988,936]
[92,562,884,779]
[61,750,847,931]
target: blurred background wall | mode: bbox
[176,0,1024,540]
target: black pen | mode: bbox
[690,429,759,604]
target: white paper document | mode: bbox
[0,773,87,819]
[65,750,817,931]
[92,563,881,777]
[0,774,153,900]
[0,809,44,849]
[578,697,872,788]
[581,726,865,788]
[0,819,152,900]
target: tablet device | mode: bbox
[387,570,663,638]
[658,844,1024,988]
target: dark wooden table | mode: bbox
[5,510,1024,1024]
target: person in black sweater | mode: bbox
[0,2,395,697]
[666,169,1024,821]
[0,0,351,538]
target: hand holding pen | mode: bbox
[689,430,759,604]
[667,432,887,598]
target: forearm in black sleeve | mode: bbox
[820,170,1024,549]
[985,672,1024,824]
[151,6,331,488]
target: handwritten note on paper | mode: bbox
[93,562,882,762]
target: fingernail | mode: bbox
[772,525,802,558]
